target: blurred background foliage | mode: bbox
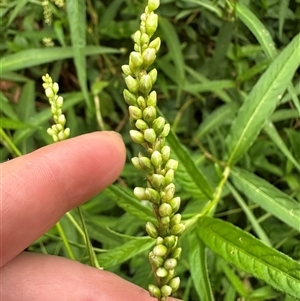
[1,0,300,300]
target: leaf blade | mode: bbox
[197,216,300,298]
[230,167,300,231]
[225,33,300,165]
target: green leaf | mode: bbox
[0,46,119,73]
[66,0,88,108]
[189,230,215,301]
[225,33,300,165]
[227,181,272,246]
[105,185,156,224]
[197,216,300,298]
[0,117,38,130]
[236,2,300,116]
[230,167,300,232]
[263,121,300,173]
[236,3,277,59]
[219,258,250,298]
[195,103,238,139]
[159,17,185,103]
[0,92,19,120]
[7,0,29,26]
[183,0,222,18]
[97,236,154,269]
[183,80,236,95]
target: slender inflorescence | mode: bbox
[122,1,185,300]
[42,74,70,142]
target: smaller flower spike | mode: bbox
[42,74,70,142]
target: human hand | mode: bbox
[1,131,181,301]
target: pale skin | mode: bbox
[0,131,181,301]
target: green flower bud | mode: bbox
[125,75,139,93]
[142,48,156,67]
[149,253,164,267]
[139,156,154,173]
[123,89,137,106]
[134,187,147,200]
[55,123,63,131]
[58,131,65,141]
[156,236,164,245]
[161,216,170,226]
[159,203,172,217]
[135,119,149,130]
[169,196,181,212]
[152,116,165,135]
[47,128,55,136]
[168,277,180,292]
[45,87,54,98]
[56,96,63,107]
[129,106,143,120]
[144,128,157,143]
[151,150,162,168]
[146,222,158,238]
[149,37,161,53]
[147,90,157,106]
[171,247,182,260]
[145,12,158,36]
[137,96,146,109]
[121,65,133,76]
[163,235,177,248]
[164,169,174,185]
[139,74,152,94]
[149,284,161,298]
[145,187,161,204]
[52,134,59,142]
[63,128,70,138]
[129,51,143,68]
[156,267,168,278]
[58,114,66,125]
[161,285,172,297]
[170,223,185,236]
[161,145,170,161]
[147,0,160,12]
[131,157,143,170]
[148,68,157,85]
[170,213,181,226]
[149,173,165,190]
[165,159,179,171]
[143,106,156,123]
[159,123,170,138]
[130,130,145,144]
[133,30,141,45]
[164,258,177,270]
[140,33,150,45]
[153,244,168,256]
[163,183,175,201]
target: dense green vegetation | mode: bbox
[1,0,300,300]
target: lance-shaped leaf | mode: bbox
[225,33,300,166]
[197,216,300,298]
[230,167,300,232]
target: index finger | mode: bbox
[0,131,126,266]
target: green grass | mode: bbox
[1,0,300,300]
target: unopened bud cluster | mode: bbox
[42,74,70,142]
[41,0,65,46]
[122,1,184,300]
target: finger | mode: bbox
[1,252,183,301]
[1,132,126,266]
